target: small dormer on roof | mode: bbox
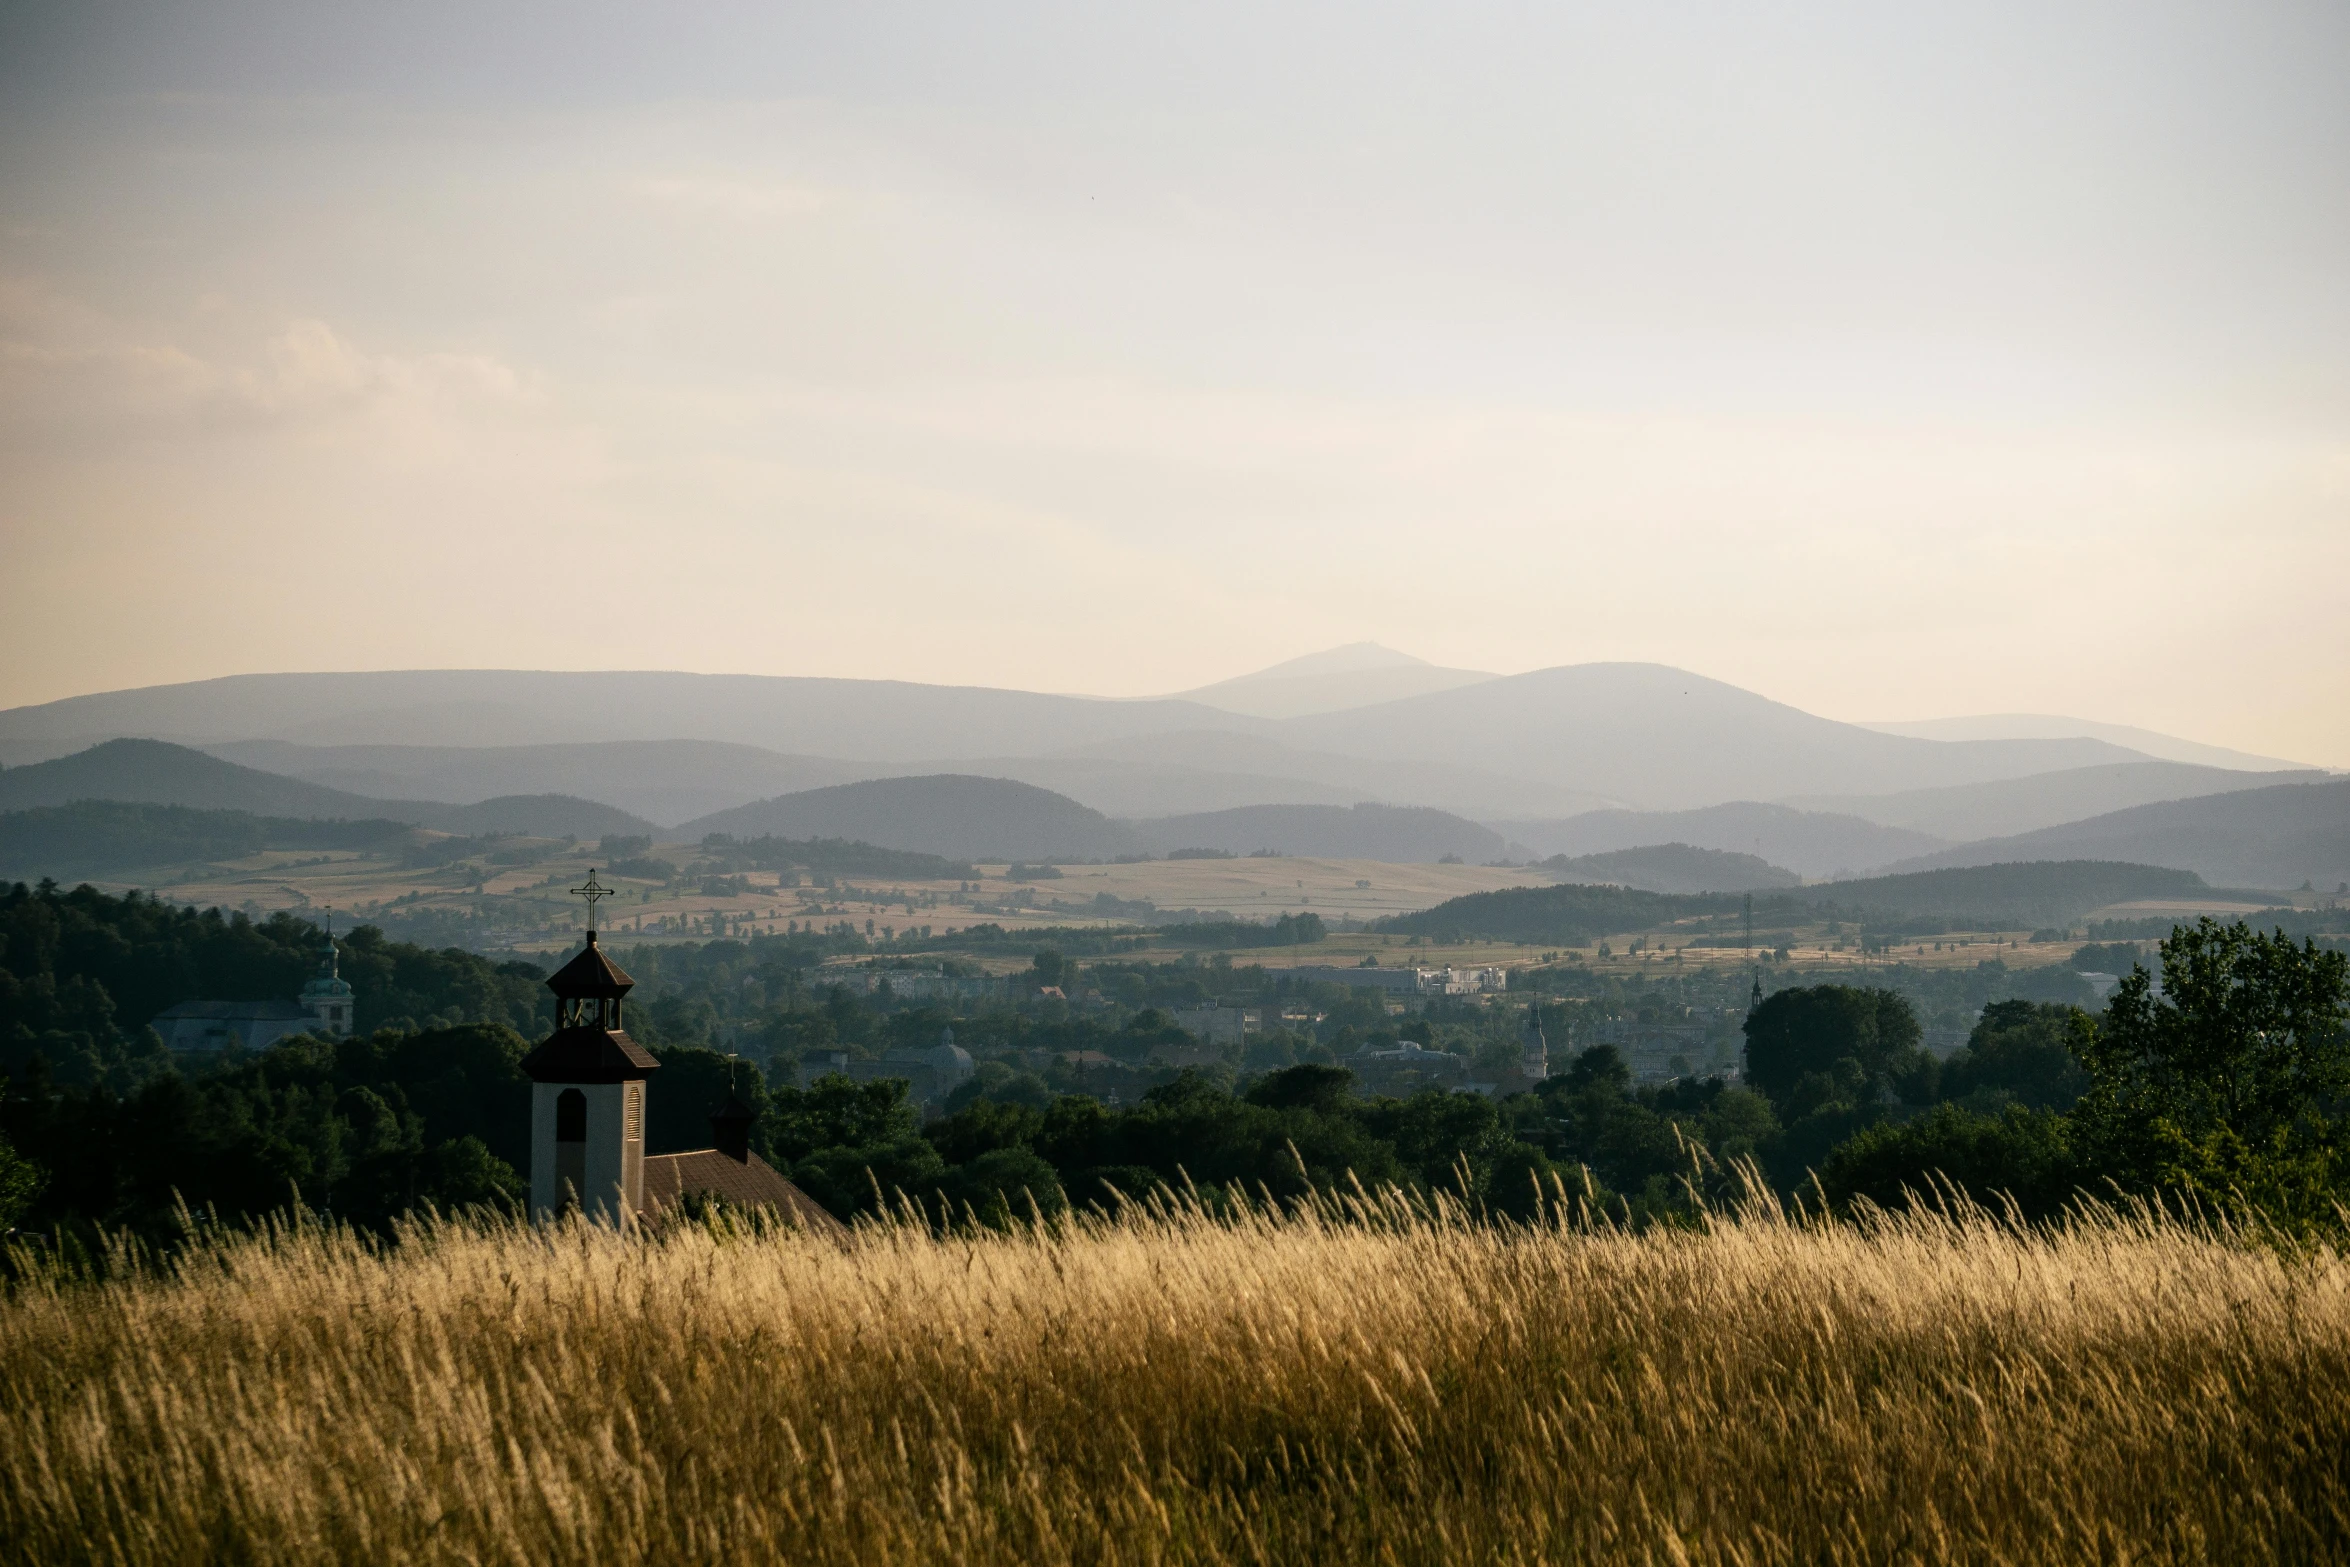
[710,1090,756,1162]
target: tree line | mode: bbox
[1,878,2342,1241]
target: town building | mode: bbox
[1430,966,1510,996]
[1344,1039,1470,1097]
[833,968,1003,1003]
[1285,964,1509,998]
[1172,1002,1257,1047]
[798,1028,977,1112]
[1288,965,1428,995]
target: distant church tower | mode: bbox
[520,873,658,1223]
[301,914,355,1037]
[1521,1004,1548,1083]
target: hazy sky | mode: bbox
[2,1,2346,760]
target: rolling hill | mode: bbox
[0,738,398,819]
[0,662,2191,814]
[1492,801,1946,880]
[1280,663,2154,811]
[1544,844,1801,894]
[0,802,410,882]
[203,738,868,827]
[419,795,657,839]
[1860,714,2312,772]
[1881,779,2350,891]
[1173,643,1499,718]
[0,670,1245,766]
[0,739,656,840]
[1054,730,1610,819]
[1379,882,1738,945]
[1127,803,1506,862]
[1385,859,2237,946]
[678,775,1134,863]
[1807,862,2218,928]
[1787,761,2328,842]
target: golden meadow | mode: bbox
[4,1188,2348,1565]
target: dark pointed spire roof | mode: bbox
[546,930,635,1000]
[710,1089,756,1161]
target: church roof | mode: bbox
[545,931,635,1000]
[153,999,312,1022]
[518,1024,659,1084]
[641,1150,847,1234]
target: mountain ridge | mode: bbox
[1787,761,2331,842]
[0,739,656,840]
[0,664,2190,813]
[1878,778,2350,891]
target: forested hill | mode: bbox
[0,801,410,881]
[0,739,659,842]
[1544,843,1800,894]
[0,738,392,818]
[1812,862,2215,927]
[1883,778,2350,891]
[1384,860,2252,943]
[1128,803,1504,862]
[1380,883,1751,945]
[680,774,1134,862]
[0,881,552,1088]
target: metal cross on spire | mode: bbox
[569,869,612,932]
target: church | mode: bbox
[150,921,356,1051]
[519,872,842,1233]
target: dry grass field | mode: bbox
[6,1191,2348,1565]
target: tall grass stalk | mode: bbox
[4,1183,2347,1564]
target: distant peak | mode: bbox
[1224,643,1439,681]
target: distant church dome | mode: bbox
[297,918,354,1035]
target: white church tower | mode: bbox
[520,872,658,1224]
[1521,1004,1548,1083]
[300,914,355,1037]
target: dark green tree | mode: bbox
[1818,1104,2077,1220]
[1940,1000,2092,1110]
[1742,985,1924,1117]
[2071,919,2350,1225]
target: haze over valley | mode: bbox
[2,649,2339,912]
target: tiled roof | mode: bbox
[518,1025,660,1084]
[545,932,636,1000]
[641,1150,847,1235]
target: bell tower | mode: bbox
[301,910,355,1037]
[520,872,659,1223]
